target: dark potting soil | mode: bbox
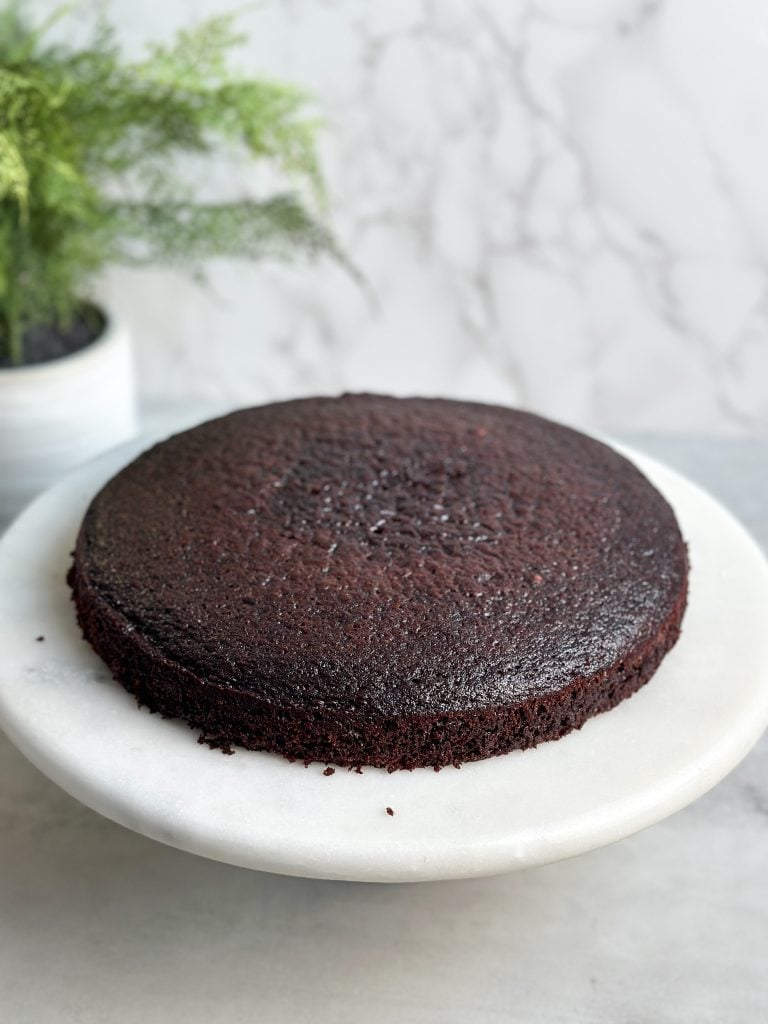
[0,307,106,369]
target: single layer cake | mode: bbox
[69,395,688,770]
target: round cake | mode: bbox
[69,395,688,770]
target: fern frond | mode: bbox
[0,131,28,210]
[108,196,334,265]
[0,5,336,365]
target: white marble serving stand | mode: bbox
[1,420,768,1020]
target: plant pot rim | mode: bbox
[0,305,123,381]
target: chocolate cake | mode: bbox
[69,395,688,770]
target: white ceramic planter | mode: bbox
[0,313,139,526]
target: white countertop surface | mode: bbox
[1,417,766,1023]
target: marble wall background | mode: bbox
[47,1,768,434]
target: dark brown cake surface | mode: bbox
[69,395,688,769]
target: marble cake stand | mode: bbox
[1,440,767,883]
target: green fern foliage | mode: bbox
[0,4,334,365]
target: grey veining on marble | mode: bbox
[1,435,766,1023]
[24,0,767,436]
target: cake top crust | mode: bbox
[74,395,688,716]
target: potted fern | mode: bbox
[0,6,333,523]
